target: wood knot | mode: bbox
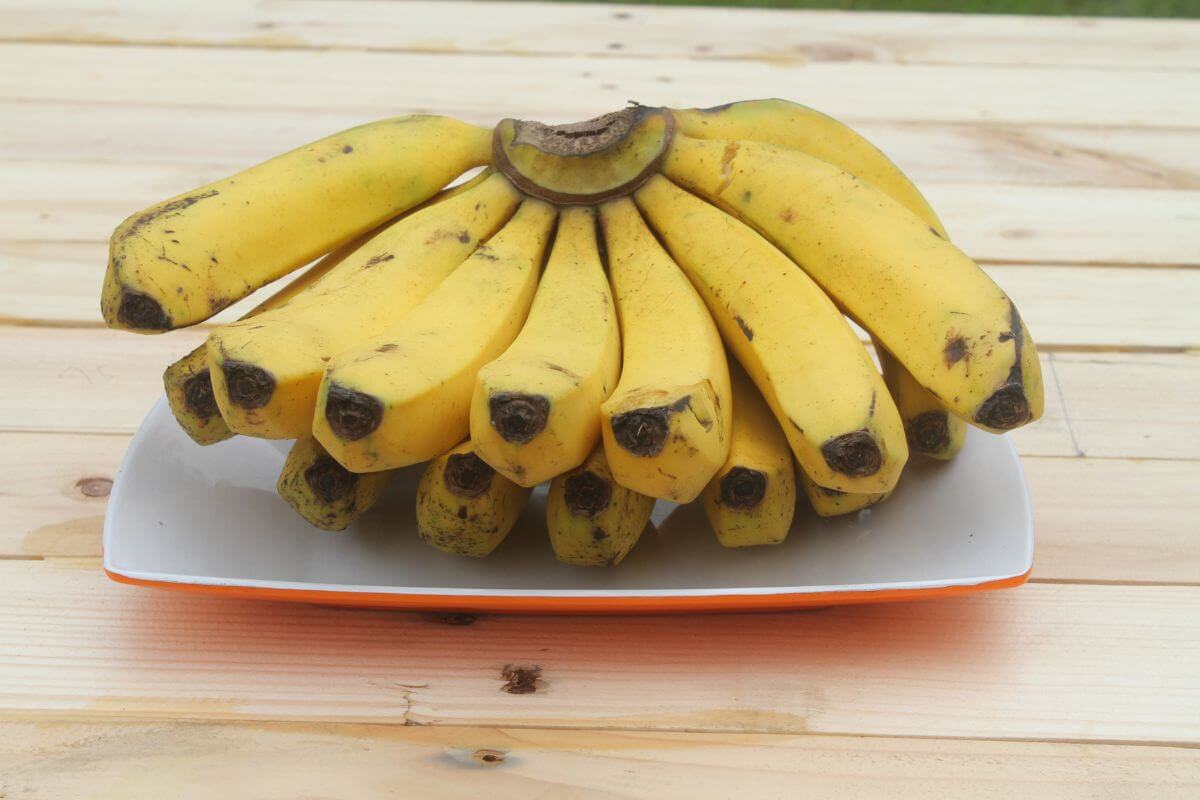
[76,477,113,498]
[472,748,507,765]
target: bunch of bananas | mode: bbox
[104,99,1042,566]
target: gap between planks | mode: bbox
[0,563,1196,743]
[0,709,1198,751]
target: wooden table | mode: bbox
[2,1,1199,795]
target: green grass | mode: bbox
[544,0,1197,18]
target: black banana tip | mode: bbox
[975,384,1031,431]
[116,290,171,330]
[444,452,494,498]
[324,383,382,441]
[611,408,671,457]
[489,392,550,444]
[564,471,612,518]
[719,467,767,510]
[182,370,219,420]
[821,430,883,478]
[304,455,358,503]
[906,411,952,455]
[222,360,276,410]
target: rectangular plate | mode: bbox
[104,398,1033,614]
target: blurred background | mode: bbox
[548,0,1194,17]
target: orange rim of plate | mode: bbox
[105,567,1032,614]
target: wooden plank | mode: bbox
[6,240,1195,347]
[0,718,1197,800]
[4,43,1200,129]
[1027,457,1200,585]
[2,328,1196,459]
[0,326,208,434]
[5,158,1199,267]
[0,432,126,558]
[8,103,1200,191]
[0,560,1196,742]
[6,431,1197,586]
[928,184,1200,266]
[2,1,1198,71]
[1047,352,1200,459]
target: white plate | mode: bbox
[103,398,1033,614]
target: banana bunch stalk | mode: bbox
[106,100,1042,564]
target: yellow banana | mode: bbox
[163,226,375,446]
[671,100,942,237]
[634,175,907,494]
[208,172,521,439]
[800,471,889,518]
[276,436,393,531]
[700,365,796,547]
[546,445,656,567]
[416,440,532,557]
[314,199,557,472]
[103,116,492,332]
[470,206,621,487]
[597,197,731,502]
[671,98,972,455]
[877,341,966,460]
[663,134,1043,433]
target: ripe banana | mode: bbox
[800,471,889,518]
[470,206,621,487]
[700,366,796,547]
[877,341,966,460]
[416,440,532,557]
[163,226,374,445]
[672,98,972,457]
[546,445,656,566]
[634,175,907,494]
[671,99,943,238]
[597,197,731,502]
[314,199,556,472]
[103,115,492,332]
[208,172,521,439]
[662,134,1043,433]
[277,436,393,531]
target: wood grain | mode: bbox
[1026,457,1200,585]
[0,432,125,558]
[3,0,1198,70]
[5,431,1197,585]
[0,718,1197,800]
[0,560,1196,743]
[8,103,1200,191]
[4,43,1200,128]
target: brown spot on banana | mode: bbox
[944,336,968,367]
